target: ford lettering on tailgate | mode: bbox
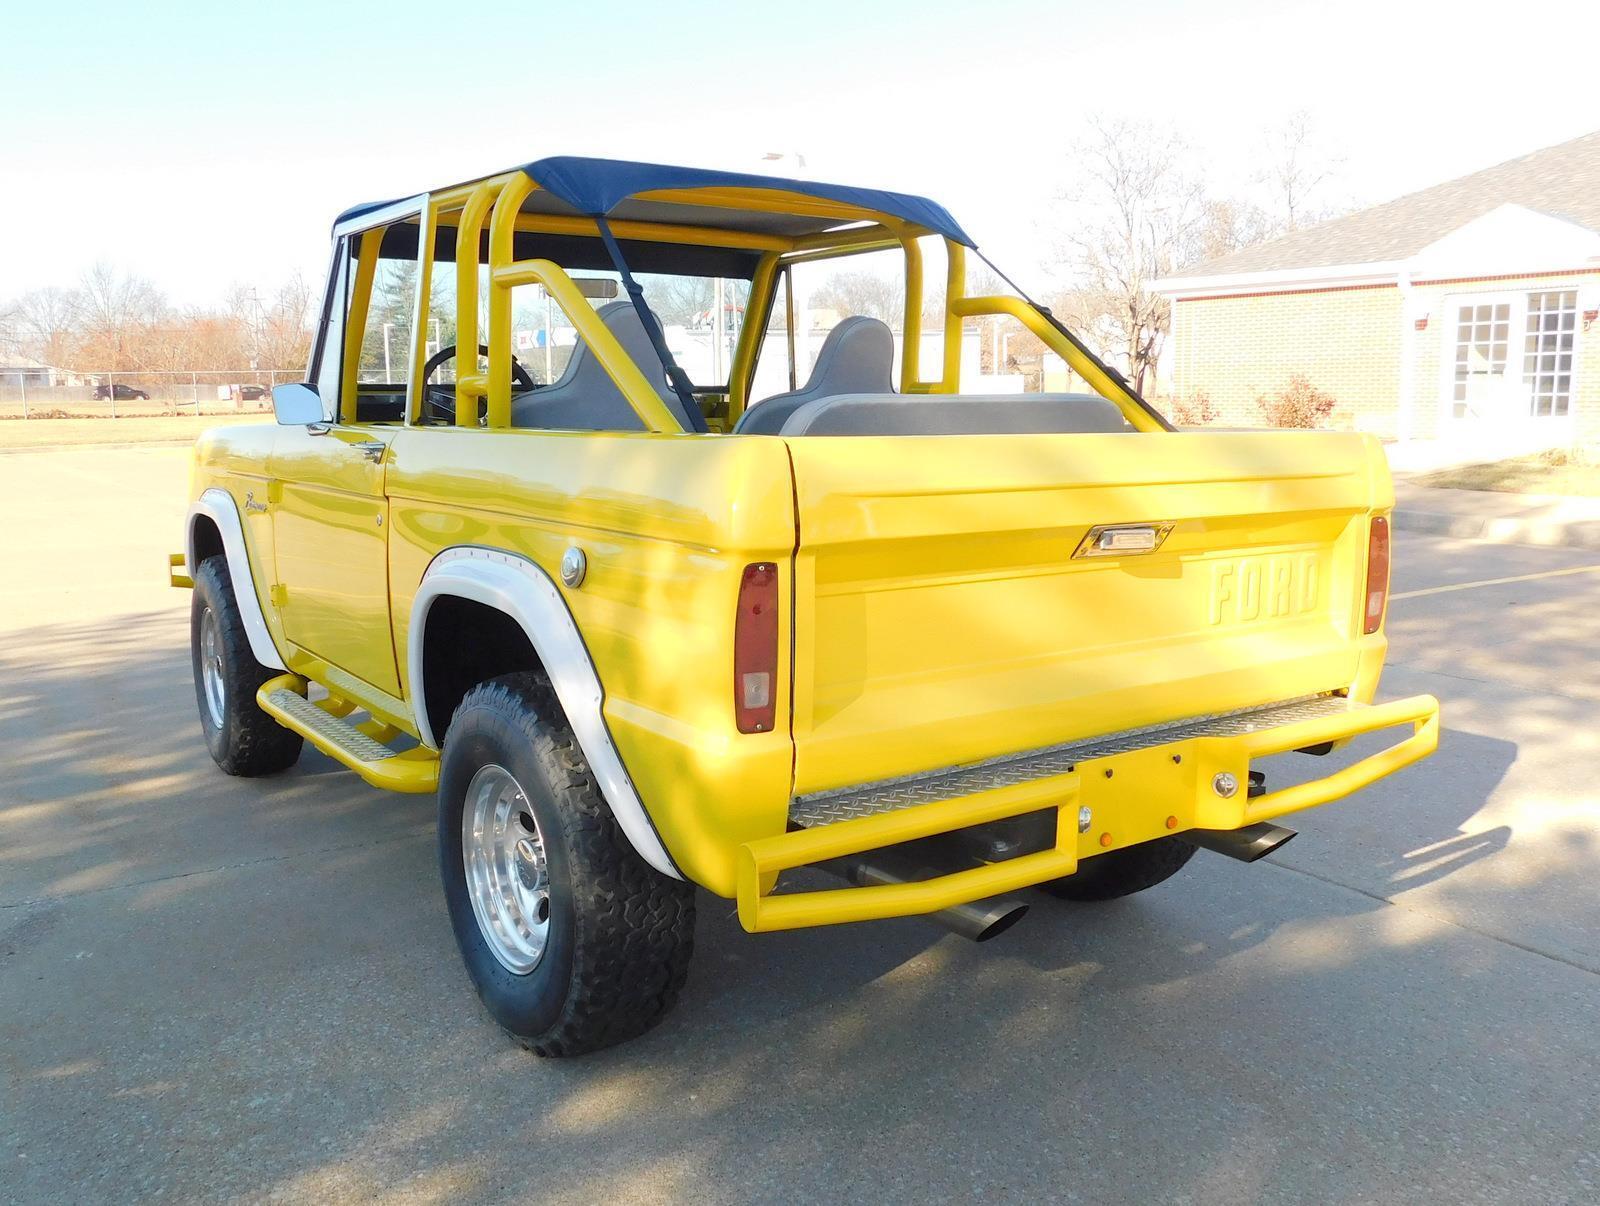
[1210,554,1320,625]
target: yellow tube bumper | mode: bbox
[736,694,1439,933]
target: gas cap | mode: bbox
[560,546,587,589]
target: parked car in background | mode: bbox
[92,382,150,401]
[236,384,271,401]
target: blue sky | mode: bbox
[4,0,1598,303]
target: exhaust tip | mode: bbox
[967,900,1030,942]
[1183,822,1298,863]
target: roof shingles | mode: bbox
[1182,129,1600,277]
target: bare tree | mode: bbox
[1188,196,1277,264]
[811,268,904,326]
[1057,117,1205,394]
[77,262,166,370]
[259,274,315,371]
[1259,110,1343,231]
[9,287,81,365]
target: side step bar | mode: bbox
[256,675,438,793]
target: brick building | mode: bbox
[1153,131,1600,454]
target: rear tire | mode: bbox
[190,556,303,776]
[1039,835,1197,901]
[438,674,695,1057]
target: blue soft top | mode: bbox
[522,156,973,246]
[336,156,973,247]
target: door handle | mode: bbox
[351,440,386,463]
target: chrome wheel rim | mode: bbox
[199,607,225,730]
[462,764,550,975]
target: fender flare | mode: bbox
[186,488,286,671]
[409,546,682,880]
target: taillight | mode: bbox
[1363,515,1390,635]
[734,562,779,733]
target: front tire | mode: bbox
[1038,835,1197,901]
[190,556,303,776]
[438,674,695,1057]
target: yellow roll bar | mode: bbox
[491,259,687,433]
[339,229,381,421]
[373,170,1163,435]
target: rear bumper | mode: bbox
[736,693,1439,933]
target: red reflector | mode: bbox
[734,562,779,733]
[1363,515,1390,635]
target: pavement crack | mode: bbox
[0,825,432,911]
[1261,855,1600,980]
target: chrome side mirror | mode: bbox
[272,383,325,426]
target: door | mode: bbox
[268,424,398,694]
[264,220,413,696]
[1444,289,1582,428]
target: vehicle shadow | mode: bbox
[4,605,1584,1205]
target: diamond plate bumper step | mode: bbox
[738,692,1439,934]
[257,675,438,793]
[791,695,1361,829]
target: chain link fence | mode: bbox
[0,370,298,419]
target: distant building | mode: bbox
[0,354,59,390]
[1153,131,1600,453]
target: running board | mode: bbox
[257,675,438,793]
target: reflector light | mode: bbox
[734,562,779,733]
[1363,515,1390,635]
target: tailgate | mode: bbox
[785,430,1391,797]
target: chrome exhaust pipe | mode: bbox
[1182,821,1297,863]
[818,851,1030,942]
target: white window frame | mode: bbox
[1437,286,1586,431]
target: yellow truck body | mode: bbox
[174,159,1436,1052]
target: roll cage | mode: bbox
[311,157,1171,435]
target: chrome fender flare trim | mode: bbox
[409,546,681,880]
[186,488,286,671]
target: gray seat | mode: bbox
[511,301,698,432]
[778,392,1129,436]
[734,315,894,434]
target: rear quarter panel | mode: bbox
[188,423,287,648]
[383,428,798,895]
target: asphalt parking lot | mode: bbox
[3,446,1599,1204]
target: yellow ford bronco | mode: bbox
[173,157,1438,1055]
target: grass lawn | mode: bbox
[0,414,272,451]
[1412,451,1600,497]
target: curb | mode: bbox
[1393,508,1600,551]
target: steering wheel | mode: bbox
[421,343,535,423]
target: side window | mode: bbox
[347,223,419,422]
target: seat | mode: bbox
[734,315,894,434]
[510,301,699,432]
[777,392,1129,436]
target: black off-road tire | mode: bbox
[190,555,303,776]
[1039,835,1197,901]
[438,674,696,1057]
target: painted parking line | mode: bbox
[1392,562,1600,601]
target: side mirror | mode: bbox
[272,383,325,426]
